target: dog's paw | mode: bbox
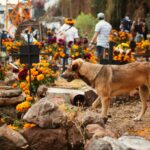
[133,117,142,121]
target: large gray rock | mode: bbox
[118,136,150,150]
[0,125,28,149]
[77,111,105,127]
[85,138,113,150]
[44,97,66,106]
[0,95,25,106]
[0,89,22,98]
[102,136,129,150]
[85,124,115,139]
[23,100,67,128]
[22,127,67,150]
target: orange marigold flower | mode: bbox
[24,90,30,95]
[23,123,36,129]
[12,83,17,88]
[16,101,31,112]
[37,74,44,81]
[26,96,33,101]
[20,82,26,89]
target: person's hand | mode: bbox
[88,42,96,50]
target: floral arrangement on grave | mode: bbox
[135,40,150,54]
[2,38,42,54]
[11,59,59,114]
[109,30,131,44]
[113,43,135,63]
[69,38,97,63]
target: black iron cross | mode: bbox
[10,34,47,96]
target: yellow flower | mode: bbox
[26,75,35,82]
[32,63,38,67]
[121,43,129,48]
[41,62,49,67]
[72,44,79,49]
[37,74,44,81]
[75,52,79,57]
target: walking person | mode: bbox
[57,18,79,66]
[89,12,112,63]
[57,18,79,46]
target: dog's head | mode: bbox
[61,58,84,82]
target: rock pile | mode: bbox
[0,97,150,150]
[0,86,24,106]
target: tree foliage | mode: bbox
[75,12,97,38]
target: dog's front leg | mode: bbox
[100,96,110,118]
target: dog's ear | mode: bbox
[72,64,78,71]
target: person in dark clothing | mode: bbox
[120,16,132,32]
[131,18,147,41]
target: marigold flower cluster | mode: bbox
[135,40,150,53]
[2,39,22,53]
[109,30,131,44]
[69,40,97,63]
[16,101,31,112]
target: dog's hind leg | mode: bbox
[134,85,149,121]
[100,96,110,118]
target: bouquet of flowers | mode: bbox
[109,30,131,44]
[113,43,135,63]
[69,38,97,63]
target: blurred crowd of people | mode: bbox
[120,16,148,42]
[0,13,149,63]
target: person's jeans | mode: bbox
[96,46,105,62]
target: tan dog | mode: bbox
[61,58,150,121]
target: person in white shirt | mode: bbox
[57,18,79,65]
[90,12,112,62]
[57,18,79,46]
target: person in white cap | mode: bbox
[90,12,112,62]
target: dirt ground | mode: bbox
[107,99,150,140]
[55,78,150,140]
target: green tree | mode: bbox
[75,12,97,38]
